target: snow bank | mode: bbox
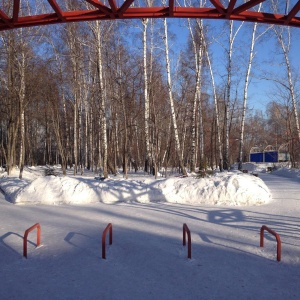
[14,176,100,205]
[272,167,300,179]
[154,173,271,206]
[0,168,271,206]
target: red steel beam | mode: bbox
[1,3,300,31]
[209,0,225,14]
[233,0,265,15]
[13,0,20,22]
[85,0,113,16]
[234,10,286,24]
[108,0,118,13]
[285,0,300,25]
[169,0,175,17]
[0,9,12,27]
[226,0,237,18]
[48,0,66,21]
[119,0,135,16]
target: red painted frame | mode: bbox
[23,223,41,259]
[260,225,281,262]
[102,223,113,259]
[0,0,300,31]
[183,223,192,259]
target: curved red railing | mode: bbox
[183,223,192,259]
[102,223,113,259]
[260,225,281,262]
[23,223,41,258]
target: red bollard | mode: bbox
[23,223,41,258]
[260,225,281,262]
[183,223,192,259]
[102,223,113,259]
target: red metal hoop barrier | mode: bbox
[23,223,41,258]
[183,223,192,259]
[102,223,113,259]
[260,225,281,262]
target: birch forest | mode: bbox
[1,1,300,178]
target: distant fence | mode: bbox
[250,151,279,163]
[249,144,290,163]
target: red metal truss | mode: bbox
[0,0,300,31]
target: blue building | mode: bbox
[249,145,290,163]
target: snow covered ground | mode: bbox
[0,164,300,299]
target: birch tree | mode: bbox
[186,17,206,172]
[238,22,258,170]
[17,31,26,179]
[222,20,243,170]
[162,16,187,176]
[147,19,161,177]
[141,0,154,174]
[46,33,70,175]
[90,20,109,178]
[0,27,33,178]
[238,3,269,170]
[203,36,223,171]
[271,3,300,144]
[142,17,151,174]
[64,23,81,175]
[0,32,19,175]
[195,19,206,171]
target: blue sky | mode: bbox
[169,18,300,113]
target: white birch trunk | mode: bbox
[224,21,233,171]
[7,34,19,175]
[163,17,187,176]
[115,112,119,172]
[142,18,151,174]
[67,29,78,176]
[224,20,243,170]
[89,108,94,171]
[187,18,198,172]
[121,85,128,179]
[196,19,205,170]
[98,117,102,173]
[185,0,205,173]
[78,84,83,174]
[94,20,108,178]
[238,22,258,170]
[73,92,78,176]
[204,38,223,171]
[49,36,69,174]
[274,27,300,144]
[238,4,267,170]
[62,94,69,174]
[85,100,89,169]
[18,49,26,179]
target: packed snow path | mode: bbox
[0,173,300,300]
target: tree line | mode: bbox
[0,1,299,179]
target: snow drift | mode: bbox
[0,167,271,206]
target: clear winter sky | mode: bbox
[169,18,300,113]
